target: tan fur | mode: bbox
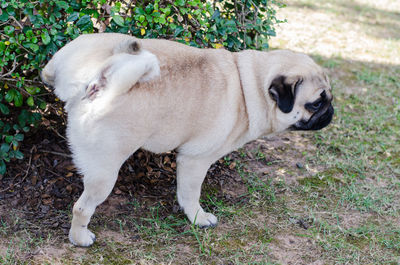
[41,33,333,247]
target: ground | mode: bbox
[1,0,400,264]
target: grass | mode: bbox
[1,0,400,263]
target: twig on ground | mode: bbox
[40,150,71,158]
[23,146,35,180]
[44,168,65,178]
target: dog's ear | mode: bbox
[268,75,300,113]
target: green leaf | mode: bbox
[0,9,9,22]
[25,43,39,52]
[174,0,185,6]
[39,101,47,110]
[76,15,92,31]
[160,7,171,15]
[11,140,18,151]
[158,16,166,24]
[225,20,236,27]
[112,15,125,27]
[14,134,24,142]
[145,4,153,14]
[27,96,34,106]
[25,29,34,38]
[0,103,10,115]
[211,9,220,20]
[18,34,25,41]
[262,43,269,50]
[41,31,51,45]
[14,91,23,107]
[0,143,10,153]
[12,124,20,131]
[5,89,16,103]
[67,12,79,22]
[56,0,69,10]
[174,26,184,37]
[14,150,24,160]
[4,25,14,35]
[26,87,40,95]
[5,135,13,144]
[111,4,121,13]
[3,123,11,133]
[0,160,6,175]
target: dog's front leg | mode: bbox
[176,155,218,227]
[69,165,120,247]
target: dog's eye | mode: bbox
[313,101,322,109]
[305,100,322,112]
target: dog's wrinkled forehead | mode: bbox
[294,70,332,101]
[307,72,330,90]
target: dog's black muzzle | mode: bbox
[291,104,334,131]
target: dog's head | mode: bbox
[264,51,334,132]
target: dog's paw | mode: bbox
[193,211,218,228]
[69,227,96,247]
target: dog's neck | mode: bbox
[235,51,274,140]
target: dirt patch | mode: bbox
[339,211,373,230]
[240,133,320,185]
[269,234,323,265]
[98,230,130,243]
[31,244,69,265]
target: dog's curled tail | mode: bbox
[84,39,160,100]
[40,39,143,92]
[112,39,142,55]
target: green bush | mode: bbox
[0,0,285,175]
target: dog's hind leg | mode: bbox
[176,155,218,228]
[68,150,130,247]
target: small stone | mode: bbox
[296,162,304,169]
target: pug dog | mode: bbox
[41,33,333,247]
